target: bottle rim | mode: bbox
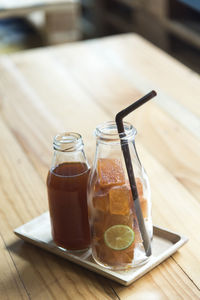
[53,132,83,152]
[95,121,137,143]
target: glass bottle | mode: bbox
[47,132,91,251]
[88,121,152,270]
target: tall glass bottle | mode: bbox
[88,121,152,270]
[47,132,91,251]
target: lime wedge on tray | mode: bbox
[104,225,135,250]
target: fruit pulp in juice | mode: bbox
[47,162,91,250]
[92,158,147,268]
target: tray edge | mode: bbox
[13,213,189,286]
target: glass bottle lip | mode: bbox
[95,121,137,144]
[53,132,83,152]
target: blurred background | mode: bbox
[0,0,199,73]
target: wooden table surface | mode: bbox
[0,33,200,299]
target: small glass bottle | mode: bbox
[88,121,152,270]
[47,132,91,251]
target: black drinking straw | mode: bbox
[115,90,157,257]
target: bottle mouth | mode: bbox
[53,132,83,152]
[95,121,136,143]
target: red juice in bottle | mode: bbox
[47,133,91,251]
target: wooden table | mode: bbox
[0,33,200,299]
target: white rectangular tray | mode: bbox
[14,212,188,286]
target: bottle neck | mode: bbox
[50,132,89,171]
[53,132,83,152]
[94,122,140,168]
[95,121,136,146]
[52,149,87,166]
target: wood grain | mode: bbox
[0,234,28,300]
[139,144,200,288]
[0,33,199,299]
[25,40,199,201]
[113,257,200,300]
[0,116,117,299]
[86,34,200,117]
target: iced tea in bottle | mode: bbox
[47,132,91,251]
[88,121,152,269]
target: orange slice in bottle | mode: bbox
[93,194,108,212]
[109,185,131,215]
[98,158,125,188]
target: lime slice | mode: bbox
[104,225,135,250]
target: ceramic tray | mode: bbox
[14,212,188,286]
